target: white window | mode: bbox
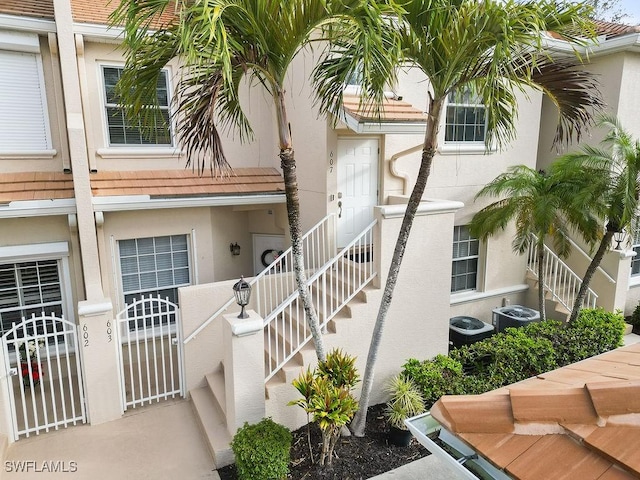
[631,219,640,277]
[118,234,190,307]
[451,225,479,293]
[0,32,52,154]
[102,66,172,146]
[444,88,486,144]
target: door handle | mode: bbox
[338,201,342,218]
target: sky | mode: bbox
[618,0,640,24]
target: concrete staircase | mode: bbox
[525,270,573,320]
[189,256,376,468]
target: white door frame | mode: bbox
[336,137,380,248]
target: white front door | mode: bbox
[337,138,379,247]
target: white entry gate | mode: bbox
[1,314,86,440]
[116,295,184,410]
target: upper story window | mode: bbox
[0,32,52,154]
[451,225,479,293]
[102,66,172,146]
[631,219,640,277]
[444,88,486,144]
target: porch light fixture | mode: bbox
[613,230,626,250]
[229,242,241,256]
[233,276,251,319]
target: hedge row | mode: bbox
[402,308,625,409]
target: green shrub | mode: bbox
[631,303,640,327]
[289,349,359,466]
[403,308,625,406]
[401,355,462,409]
[384,374,425,430]
[231,418,291,480]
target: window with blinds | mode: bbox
[119,235,190,306]
[0,50,51,153]
[0,260,63,336]
[631,219,640,277]
[102,66,172,146]
[451,225,479,293]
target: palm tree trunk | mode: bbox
[537,242,546,322]
[351,98,442,437]
[275,88,326,362]
[568,229,614,324]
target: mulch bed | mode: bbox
[217,404,429,479]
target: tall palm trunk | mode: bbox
[568,228,614,324]
[351,99,442,437]
[276,88,326,362]
[537,242,547,322]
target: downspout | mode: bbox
[389,143,423,196]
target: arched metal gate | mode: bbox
[1,314,86,440]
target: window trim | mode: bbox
[99,63,174,149]
[630,218,640,283]
[0,39,54,156]
[0,241,75,332]
[451,225,480,294]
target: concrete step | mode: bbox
[205,370,226,417]
[190,387,234,468]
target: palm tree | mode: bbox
[555,117,640,323]
[469,165,602,322]
[317,0,605,436]
[110,0,401,362]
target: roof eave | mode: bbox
[92,193,287,212]
[342,111,427,135]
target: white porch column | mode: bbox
[78,300,121,424]
[222,310,265,435]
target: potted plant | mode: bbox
[384,374,425,447]
[17,339,45,388]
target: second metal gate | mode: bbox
[116,295,184,410]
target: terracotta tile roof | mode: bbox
[70,0,176,27]
[90,168,284,197]
[0,0,54,20]
[0,168,283,203]
[594,20,640,38]
[0,172,74,203]
[430,344,640,480]
[342,95,427,124]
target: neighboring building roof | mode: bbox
[0,0,54,20]
[594,20,640,39]
[341,94,427,134]
[0,168,284,203]
[70,0,176,27]
[430,343,640,480]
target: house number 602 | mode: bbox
[82,324,89,347]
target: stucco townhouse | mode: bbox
[0,0,639,468]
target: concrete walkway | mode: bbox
[3,399,218,480]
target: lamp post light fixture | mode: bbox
[613,230,626,250]
[229,242,241,256]
[233,276,252,319]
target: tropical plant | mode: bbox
[111,0,401,363]
[469,164,602,321]
[554,117,640,323]
[322,0,605,436]
[289,349,359,466]
[384,374,425,430]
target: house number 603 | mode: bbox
[106,320,113,343]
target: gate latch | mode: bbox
[8,368,17,377]
[171,337,178,346]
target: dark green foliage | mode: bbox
[231,418,292,480]
[403,309,625,409]
[630,303,640,327]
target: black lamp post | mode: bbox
[232,276,251,319]
[613,230,626,250]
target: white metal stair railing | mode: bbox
[527,235,597,312]
[184,214,337,344]
[264,219,377,382]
